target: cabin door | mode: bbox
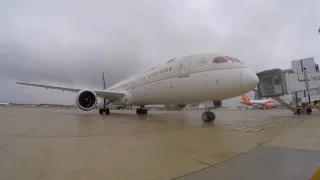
[178,57,191,76]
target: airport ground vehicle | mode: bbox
[296,103,312,114]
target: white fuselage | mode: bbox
[250,99,274,104]
[107,53,258,106]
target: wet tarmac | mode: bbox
[0,107,319,180]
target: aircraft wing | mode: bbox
[15,82,125,100]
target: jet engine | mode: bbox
[164,104,188,111]
[76,89,97,111]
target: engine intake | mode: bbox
[76,89,97,111]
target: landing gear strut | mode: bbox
[136,106,148,115]
[202,108,215,122]
[99,99,111,115]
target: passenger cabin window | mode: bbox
[169,67,171,71]
[213,57,228,63]
[166,68,168,72]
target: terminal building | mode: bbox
[285,57,320,104]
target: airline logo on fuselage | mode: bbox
[199,58,207,66]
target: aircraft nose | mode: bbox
[240,68,259,93]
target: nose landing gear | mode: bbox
[136,105,148,115]
[202,108,216,122]
[136,108,148,115]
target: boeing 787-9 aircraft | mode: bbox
[16,53,259,122]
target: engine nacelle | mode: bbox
[164,104,188,111]
[76,89,97,111]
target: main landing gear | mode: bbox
[99,99,111,115]
[136,106,148,115]
[202,108,216,122]
[99,108,110,115]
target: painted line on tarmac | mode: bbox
[251,127,265,132]
[236,126,248,130]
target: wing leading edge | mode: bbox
[15,82,125,101]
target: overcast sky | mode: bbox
[1,0,320,106]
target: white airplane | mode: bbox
[16,53,259,122]
[0,103,10,106]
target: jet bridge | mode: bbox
[256,57,320,114]
[256,69,297,113]
[256,67,320,114]
[256,69,287,98]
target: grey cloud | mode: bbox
[1,0,320,105]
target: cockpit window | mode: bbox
[225,56,243,63]
[167,58,176,63]
[213,56,228,63]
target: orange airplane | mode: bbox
[241,94,290,109]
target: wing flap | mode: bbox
[15,82,125,100]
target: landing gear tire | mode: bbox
[136,108,148,115]
[104,108,110,115]
[99,108,110,115]
[202,111,215,122]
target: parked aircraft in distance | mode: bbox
[16,53,259,122]
[0,103,10,106]
[241,94,290,109]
